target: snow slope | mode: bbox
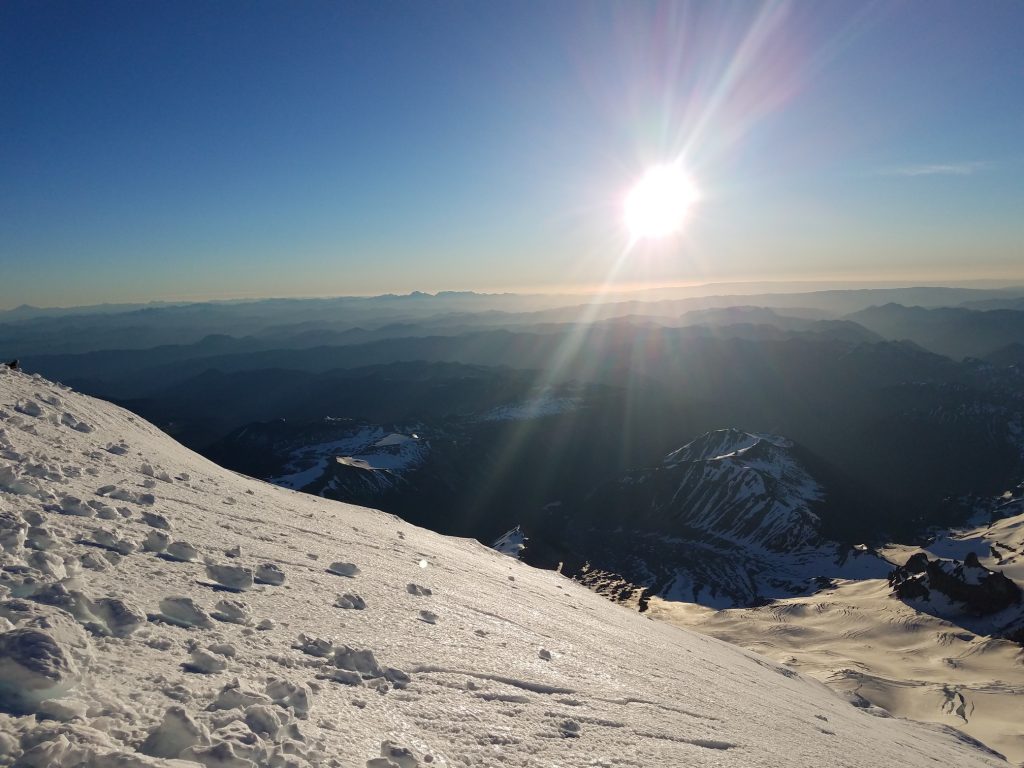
[649,579,1024,765]
[0,367,1008,767]
[650,489,1024,763]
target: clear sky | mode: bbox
[2,0,1023,308]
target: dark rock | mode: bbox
[889,552,1021,616]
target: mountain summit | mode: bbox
[0,368,1005,766]
[648,429,824,551]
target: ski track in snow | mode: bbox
[0,366,1010,767]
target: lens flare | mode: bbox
[624,164,699,240]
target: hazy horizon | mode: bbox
[3,1,1023,309]
[6,276,1024,314]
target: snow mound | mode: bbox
[0,366,1006,766]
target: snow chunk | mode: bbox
[0,509,28,553]
[140,704,210,758]
[332,646,384,679]
[333,593,366,610]
[264,677,311,719]
[180,740,256,768]
[164,541,199,562]
[211,599,251,626]
[35,697,88,722]
[15,399,43,418]
[209,678,272,711]
[205,563,254,592]
[140,510,172,530]
[90,528,137,555]
[0,628,80,713]
[327,562,360,577]
[143,530,171,553]
[253,563,285,586]
[186,647,228,674]
[159,596,214,629]
[59,495,95,517]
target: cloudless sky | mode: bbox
[2,0,1023,308]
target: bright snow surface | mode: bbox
[0,367,1007,767]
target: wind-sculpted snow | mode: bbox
[0,367,1007,766]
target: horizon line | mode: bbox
[4,276,1024,313]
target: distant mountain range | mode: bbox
[5,286,1024,602]
[6,284,1024,357]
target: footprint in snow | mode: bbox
[418,610,439,625]
[406,583,432,597]
[559,720,581,738]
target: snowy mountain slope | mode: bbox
[884,485,1024,600]
[514,429,889,607]
[594,429,824,552]
[266,427,428,494]
[0,368,1008,767]
[650,486,1024,763]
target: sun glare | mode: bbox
[624,164,698,241]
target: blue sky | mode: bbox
[2,0,1022,308]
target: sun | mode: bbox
[624,164,699,240]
